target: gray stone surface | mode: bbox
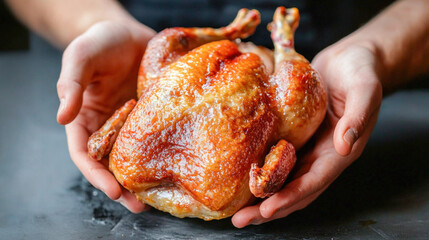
[1,35,428,239]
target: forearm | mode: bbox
[343,0,429,91]
[5,0,154,49]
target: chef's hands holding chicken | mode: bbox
[6,0,429,228]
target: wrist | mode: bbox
[47,0,156,49]
[343,0,429,92]
[341,36,387,87]
[313,36,386,92]
[124,19,156,51]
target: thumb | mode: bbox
[333,71,382,156]
[56,39,94,125]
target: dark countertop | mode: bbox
[1,35,428,240]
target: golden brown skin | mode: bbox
[137,8,261,98]
[249,140,296,198]
[88,7,327,220]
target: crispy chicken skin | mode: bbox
[88,7,327,220]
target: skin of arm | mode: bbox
[5,0,154,49]
[370,0,429,89]
[336,0,429,91]
[314,0,429,156]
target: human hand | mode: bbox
[232,41,383,227]
[56,20,155,212]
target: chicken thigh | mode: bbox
[88,7,327,220]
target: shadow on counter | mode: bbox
[69,117,429,238]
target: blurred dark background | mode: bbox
[1,0,395,59]
[0,0,29,51]
[120,0,394,60]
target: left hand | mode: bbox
[232,40,384,227]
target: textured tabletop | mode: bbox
[1,35,428,240]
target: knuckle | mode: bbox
[56,77,84,94]
[250,218,265,225]
[289,185,304,201]
[286,182,307,204]
[56,80,65,92]
[87,166,100,178]
[355,112,369,130]
[310,171,328,193]
[71,80,84,92]
[295,184,305,196]
[63,37,93,67]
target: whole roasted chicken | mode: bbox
[88,7,327,220]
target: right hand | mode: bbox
[56,20,155,212]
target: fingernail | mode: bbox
[115,196,124,204]
[344,128,358,147]
[58,98,65,114]
[115,196,127,207]
[250,219,262,225]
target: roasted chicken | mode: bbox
[88,7,327,220]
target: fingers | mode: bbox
[258,164,335,219]
[232,159,341,228]
[66,122,122,199]
[57,38,95,125]
[261,189,322,223]
[333,68,382,156]
[116,188,149,213]
[65,121,146,213]
[232,204,261,228]
[232,186,325,228]
[232,136,345,228]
